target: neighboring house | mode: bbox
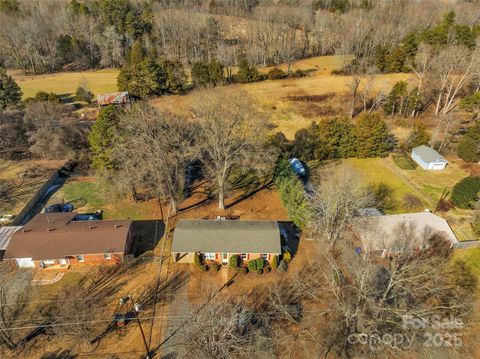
[0,226,21,260]
[97,91,130,107]
[5,213,133,269]
[411,145,448,170]
[171,219,282,264]
[354,212,458,257]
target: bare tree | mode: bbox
[309,165,374,247]
[180,296,254,359]
[112,102,196,213]
[191,90,274,210]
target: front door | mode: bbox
[222,253,228,264]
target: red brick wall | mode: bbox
[67,253,124,266]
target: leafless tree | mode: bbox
[191,90,274,210]
[180,295,254,359]
[112,102,196,213]
[309,165,375,247]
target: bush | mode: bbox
[283,250,292,263]
[270,255,279,269]
[267,67,287,80]
[264,267,271,273]
[457,122,480,163]
[277,260,288,272]
[255,258,264,270]
[256,269,263,275]
[33,91,62,103]
[451,176,480,209]
[199,264,208,272]
[247,260,257,272]
[211,262,221,271]
[74,86,94,103]
[229,254,239,269]
[235,58,264,83]
[194,252,201,267]
[403,194,423,211]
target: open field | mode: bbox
[342,156,477,241]
[10,68,119,99]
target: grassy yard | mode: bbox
[48,177,160,220]
[453,248,480,277]
[10,68,119,98]
[343,156,476,241]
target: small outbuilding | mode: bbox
[171,219,282,264]
[97,91,130,108]
[411,145,448,170]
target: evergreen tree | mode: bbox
[191,61,210,88]
[235,58,263,83]
[162,60,187,94]
[208,60,224,86]
[354,113,395,157]
[318,117,355,159]
[292,122,324,161]
[403,123,430,151]
[457,122,480,163]
[0,67,22,109]
[89,105,121,170]
[383,81,410,116]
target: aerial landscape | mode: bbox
[0,0,480,358]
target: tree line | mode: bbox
[1,0,478,75]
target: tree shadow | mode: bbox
[225,180,273,209]
[130,220,165,257]
[40,350,76,359]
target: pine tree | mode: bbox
[354,113,395,157]
[191,61,210,88]
[403,123,430,151]
[235,58,263,83]
[318,117,355,159]
[0,67,22,109]
[89,105,121,170]
[457,122,480,163]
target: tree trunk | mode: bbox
[218,176,225,210]
[170,197,178,214]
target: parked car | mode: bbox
[289,158,306,177]
[74,211,103,221]
[44,203,74,213]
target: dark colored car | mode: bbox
[44,203,74,213]
[289,158,306,177]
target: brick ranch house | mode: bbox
[4,213,133,269]
[171,219,282,264]
[353,211,459,257]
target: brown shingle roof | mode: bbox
[5,213,132,260]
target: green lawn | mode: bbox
[49,177,158,220]
[343,156,476,241]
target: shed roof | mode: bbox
[5,213,132,260]
[0,226,21,251]
[172,220,282,254]
[354,212,458,251]
[412,145,447,164]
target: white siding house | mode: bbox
[411,145,448,170]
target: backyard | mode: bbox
[342,156,477,241]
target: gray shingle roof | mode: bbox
[412,145,447,163]
[172,220,281,254]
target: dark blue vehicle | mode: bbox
[289,158,306,177]
[44,202,74,213]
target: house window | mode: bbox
[261,254,268,260]
[204,252,215,260]
[104,253,112,260]
[76,255,85,262]
[240,253,247,261]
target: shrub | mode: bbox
[193,252,201,267]
[472,215,480,238]
[457,122,480,163]
[403,194,423,211]
[277,260,288,272]
[283,250,292,263]
[34,91,62,103]
[256,269,263,275]
[270,255,279,269]
[235,58,264,83]
[451,176,480,209]
[255,258,264,270]
[267,67,287,80]
[264,267,271,273]
[211,262,221,271]
[229,254,239,269]
[199,264,208,272]
[247,260,257,272]
[75,86,94,103]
